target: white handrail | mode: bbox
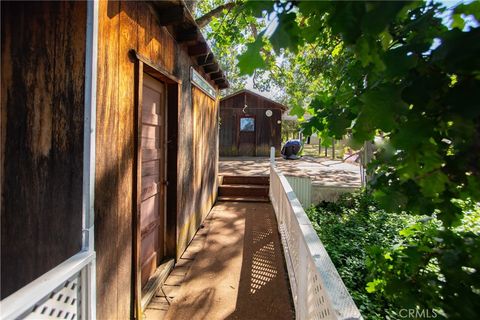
[0,251,95,320]
[269,147,361,320]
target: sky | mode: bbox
[245,10,280,99]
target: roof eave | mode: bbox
[220,89,287,110]
[148,0,229,89]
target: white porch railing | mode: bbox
[284,176,312,209]
[0,251,95,320]
[270,148,361,320]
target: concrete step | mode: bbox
[221,175,269,186]
[217,196,270,203]
[218,184,269,197]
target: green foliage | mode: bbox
[194,0,268,94]
[201,0,480,316]
[367,199,480,319]
[281,119,301,142]
[234,2,480,317]
[306,192,415,319]
[269,12,302,54]
[237,34,267,75]
[308,192,480,319]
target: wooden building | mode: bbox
[1,1,227,319]
[219,90,287,157]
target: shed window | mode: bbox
[240,117,255,132]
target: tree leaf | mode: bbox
[454,2,480,22]
[242,0,274,18]
[269,12,302,54]
[383,47,418,78]
[359,84,406,132]
[290,104,305,118]
[361,2,405,35]
[237,36,267,75]
[418,170,449,198]
[328,1,365,44]
[327,111,352,138]
[451,14,466,30]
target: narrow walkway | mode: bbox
[145,201,294,320]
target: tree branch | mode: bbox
[196,2,237,28]
[250,22,258,38]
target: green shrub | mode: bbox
[307,192,480,319]
[366,199,480,320]
[306,191,415,319]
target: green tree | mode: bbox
[197,1,480,316]
[192,0,267,95]
[234,1,480,318]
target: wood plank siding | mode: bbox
[191,86,219,240]
[95,2,220,318]
[220,91,285,157]
[1,1,87,298]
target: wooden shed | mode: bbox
[220,90,287,157]
[1,1,227,319]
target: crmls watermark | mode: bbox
[399,309,438,318]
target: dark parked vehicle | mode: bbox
[281,140,303,160]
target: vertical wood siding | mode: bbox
[1,1,86,299]
[177,87,218,254]
[95,2,219,318]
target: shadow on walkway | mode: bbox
[147,201,294,320]
[226,202,294,320]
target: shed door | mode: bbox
[140,74,167,288]
[238,116,256,156]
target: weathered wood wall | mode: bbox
[1,1,86,298]
[95,2,219,318]
[220,92,283,157]
[179,87,218,250]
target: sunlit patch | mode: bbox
[250,241,278,294]
[252,216,273,244]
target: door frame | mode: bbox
[131,50,180,318]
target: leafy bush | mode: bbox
[307,192,480,319]
[233,2,480,317]
[306,191,413,319]
[366,199,480,320]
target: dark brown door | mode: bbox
[140,74,166,288]
[238,116,256,156]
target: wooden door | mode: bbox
[238,116,256,156]
[140,74,166,288]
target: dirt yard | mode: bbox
[219,156,361,187]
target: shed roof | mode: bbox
[148,0,229,89]
[220,89,288,111]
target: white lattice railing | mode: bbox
[269,148,361,320]
[1,251,95,320]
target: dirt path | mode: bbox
[145,201,294,320]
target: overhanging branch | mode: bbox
[195,2,237,28]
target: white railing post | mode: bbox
[270,146,275,166]
[82,0,98,318]
[81,255,96,319]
